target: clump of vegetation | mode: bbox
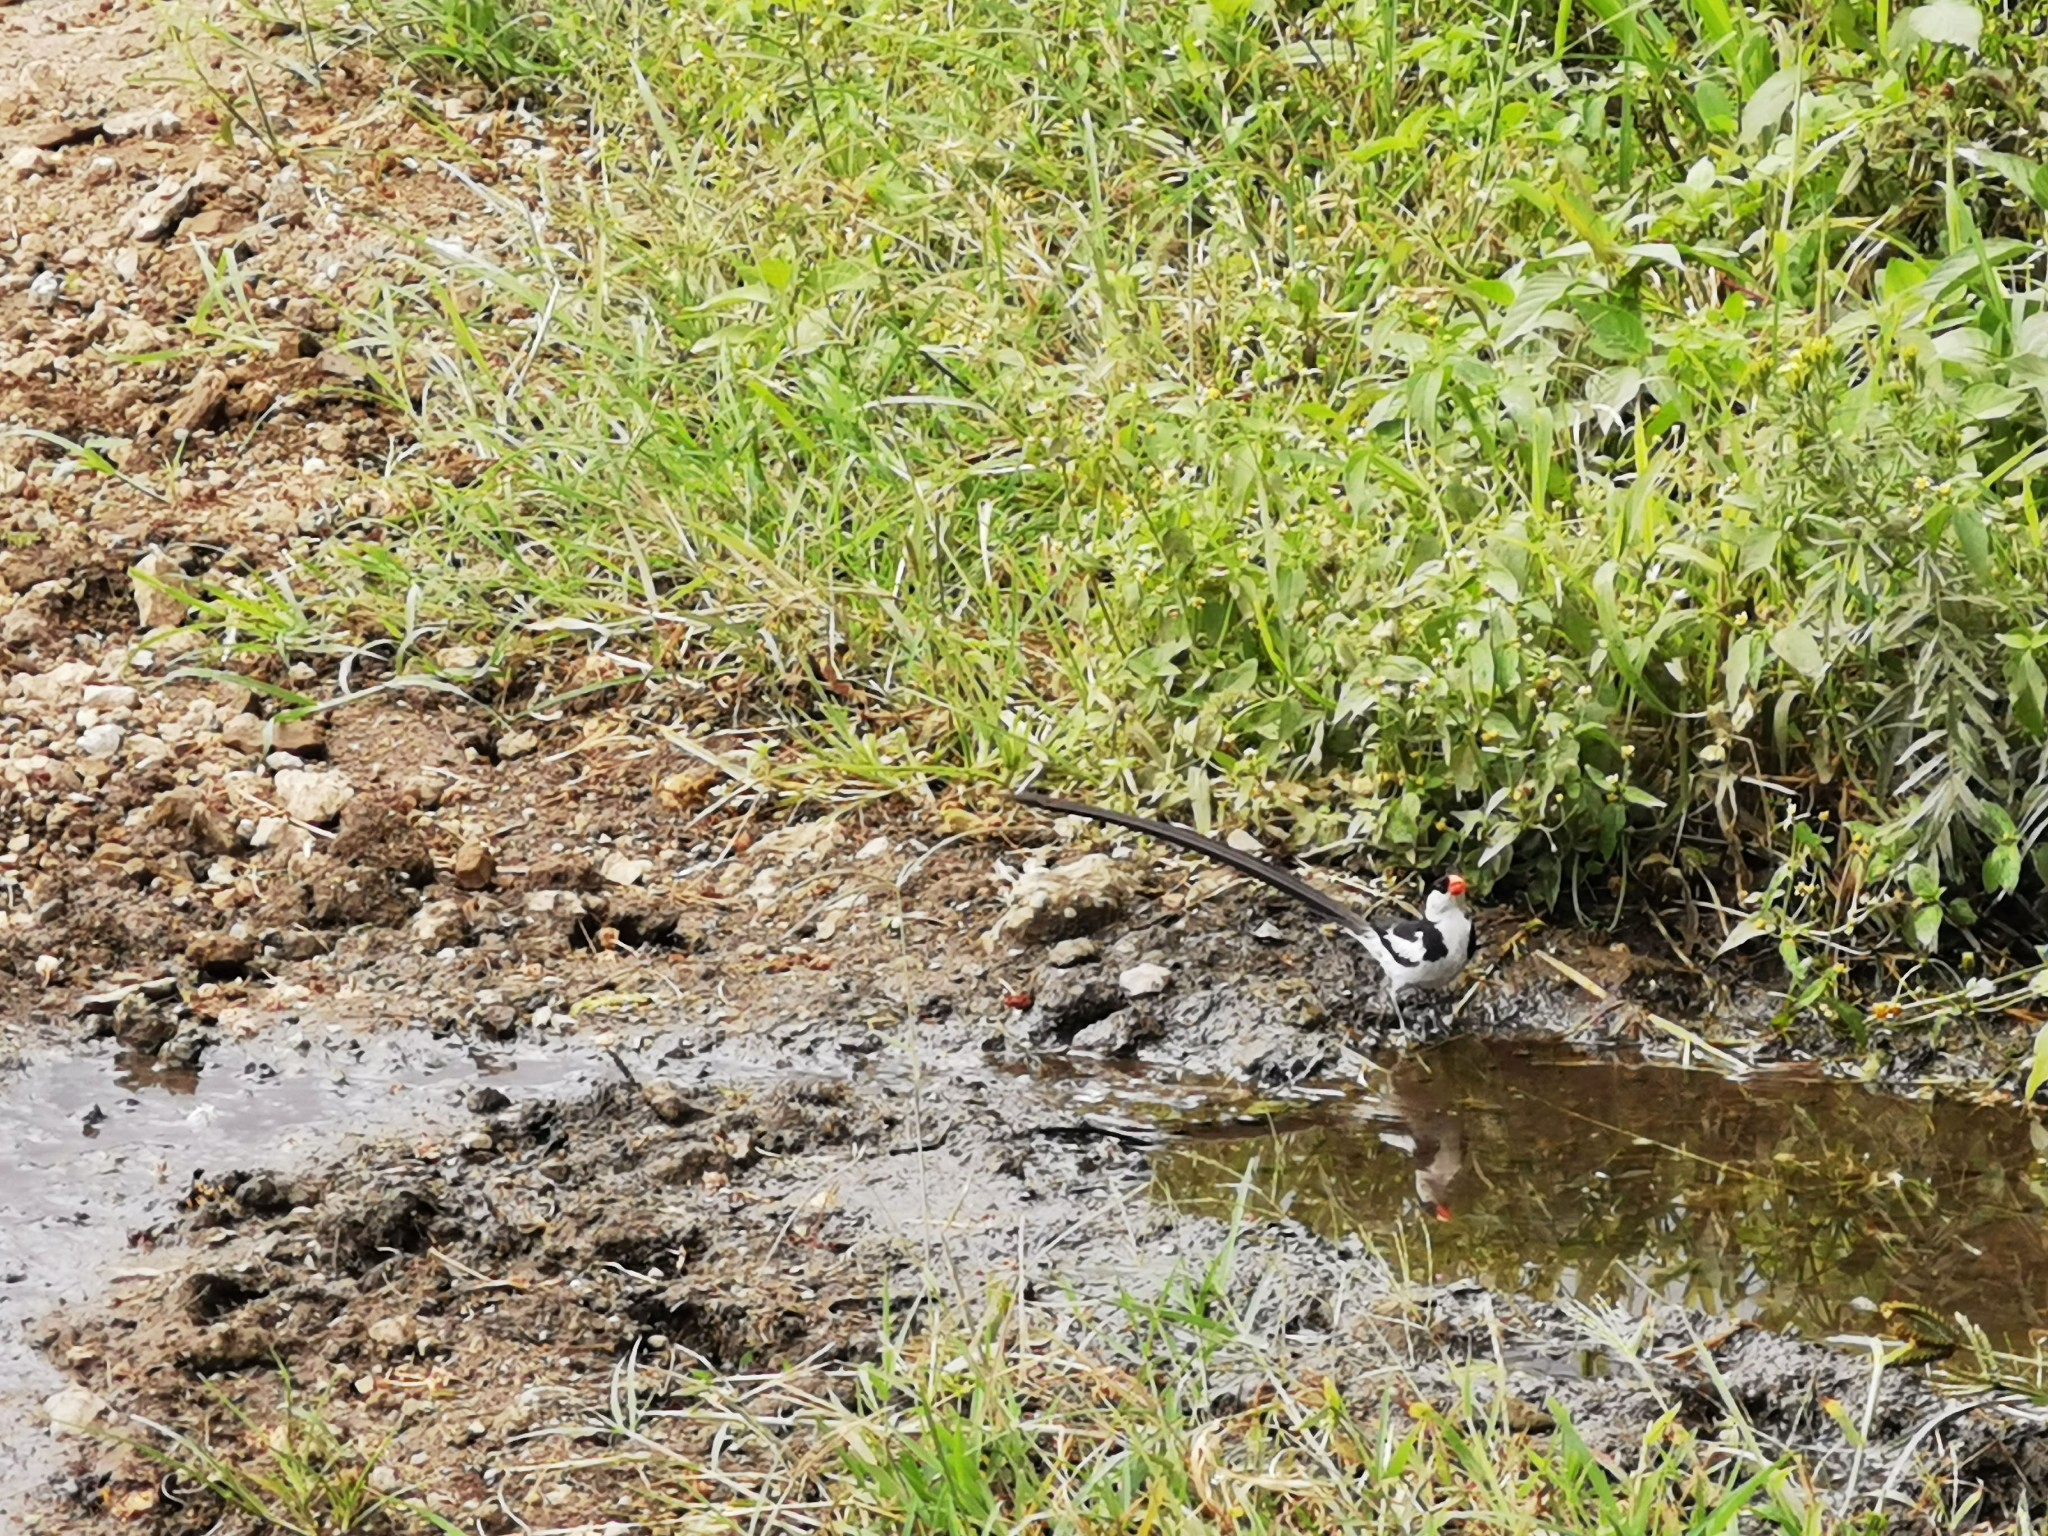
[221,0,2048,979]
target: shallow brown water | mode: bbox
[1147,1036,2048,1352]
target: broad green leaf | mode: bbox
[1960,381,2028,421]
[1725,631,1753,711]
[1895,0,1983,52]
[1209,657,1261,696]
[1716,915,1769,956]
[1880,257,1929,302]
[1911,905,1944,951]
[2026,1023,2048,1103]
[1981,804,2019,841]
[1581,302,1652,363]
[2010,651,2047,737]
[1769,623,1826,680]
[1740,66,1801,145]
[1907,863,1943,902]
[1953,504,1993,581]
[1985,843,2021,895]
[1960,147,2048,212]
[1695,78,1738,135]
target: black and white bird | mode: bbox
[1012,790,1477,1024]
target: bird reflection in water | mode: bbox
[1375,1067,1464,1222]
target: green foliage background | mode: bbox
[230,0,2048,971]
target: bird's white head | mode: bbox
[1424,872,1469,922]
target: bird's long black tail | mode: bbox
[1011,789,1369,937]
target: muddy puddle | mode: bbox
[1139,1036,2048,1354]
[0,1027,612,1503]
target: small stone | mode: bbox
[398,772,444,808]
[411,898,470,950]
[1047,937,1099,968]
[272,718,324,756]
[988,854,1134,946]
[131,550,190,630]
[129,175,200,241]
[81,684,136,709]
[185,932,255,977]
[102,106,181,140]
[259,165,308,223]
[275,928,330,960]
[163,367,230,437]
[1,348,54,380]
[7,145,52,177]
[75,722,123,758]
[1118,963,1172,998]
[272,768,355,824]
[451,841,495,891]
[601,852,651,887]
[157,1027,211,1069]
[265,750,305,772]
[83,154,117,186]
[368,1316,416,1351]
[495,729,539,760]
[179,207,240,241]
[219,712,265,753]
[434,645,483,673]
[27,270,62,308]
[43,1386,109,1435]
[459,1131,494,1154]
[641,1080,706,1126]
[249,816,287,849]
[1251,920,1289,944]
[465,1086,510,1114]
[20,121,84,150]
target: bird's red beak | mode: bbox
[1446,875,1468,898]
[1432,1202,1454,1222]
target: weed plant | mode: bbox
[200,0,2048,977]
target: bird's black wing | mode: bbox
[1375,916,1448,965]
[1012,789,1369,937]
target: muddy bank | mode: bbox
[0,1027,612,1508]
[20,859,2048,1533]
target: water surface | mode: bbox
[1146,1036,2048,1351]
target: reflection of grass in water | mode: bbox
[1147,1049,2048,1352]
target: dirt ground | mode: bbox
[7,0,2048,1530]
[19,843,2048,1533]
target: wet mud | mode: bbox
[14,862,2048,1534]
[0,1027,611,1505]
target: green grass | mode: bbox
[113,1372,461,1535]
[109,1229,2048,1534]
[195,0,2048,979]
[479,1251,1974,1535]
